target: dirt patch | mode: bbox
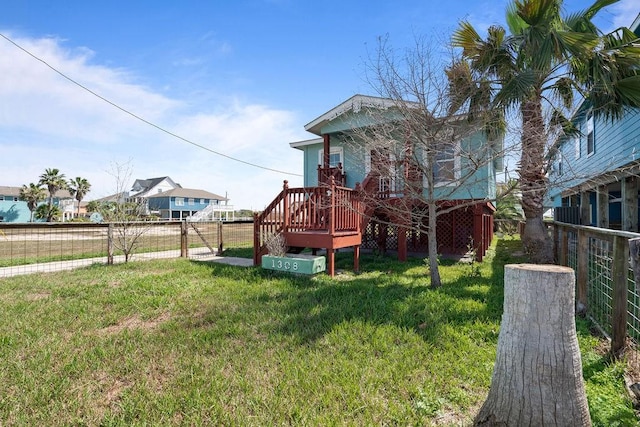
[25,292,51,301]
[99,312,171,335]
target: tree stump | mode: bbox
[475,264,591,426]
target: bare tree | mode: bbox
[100,161,150,263]
[346,35,506,288]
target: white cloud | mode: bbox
[0,32,306,209]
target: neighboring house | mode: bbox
[254,94,501,275]
[126,176,233,221]
[147,188,233,221]
[0,186,28,223]
[549,15,640,231]
[0,186,76,223]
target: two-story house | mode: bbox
[254,94,501,276]
[128,176,233,221]
[549,16,640,230]
[0,186,76,223]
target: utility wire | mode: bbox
[0,33,302,177]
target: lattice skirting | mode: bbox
[362,201,494,257]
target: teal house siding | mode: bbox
[549,106,640,207]
[292,112,499,202]
[0,200,31,223]
[549,15,640,226]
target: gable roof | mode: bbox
[147,188,228,201]
[131,176,181,198]
[304,94,402,136]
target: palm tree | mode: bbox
[450,0,640,262]
[19,183,46,222]
[38,168,67,222]
[67,177,91,218]
[34,204,61,222]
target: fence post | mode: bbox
[558,225,568,266]
[576,229,588,315]
[218,221,223,254]
[107,223,114,265]
[611,235,628,356]
[180,221,188,258]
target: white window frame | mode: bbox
[430,141,461,187]
[365,146,400,195]
[574,136,580,159]
[188,198,195,206]
[175,197,184,206]
[586,112,594,156]
[318,147,344,168]
[200,198,205,204]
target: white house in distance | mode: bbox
[129,176,234,221]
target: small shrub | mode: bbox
[265,233,287,257]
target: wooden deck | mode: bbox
[254,179,363,276]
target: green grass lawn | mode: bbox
[0,237,636,425]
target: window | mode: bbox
[200,198,205,204]
[366,147,399,194]
[433,142,460,185]
[558,160,563,176]
[586,112,594,155]
[157,188,162,193]
[188,198,195,205]
[175,197,184,206]
[574,136,580,159]
[318,147,344,168]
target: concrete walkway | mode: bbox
[0,247,253,278]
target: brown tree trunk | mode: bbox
[474,264,591,426]
[519,98,553,263]
[427,198,441,288]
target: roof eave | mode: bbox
[289,137,324,150]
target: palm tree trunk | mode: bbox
[519,98,553,263]
[474,264,591,426]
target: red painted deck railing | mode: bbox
[253,180,362,264]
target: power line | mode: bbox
[0,33,302,177]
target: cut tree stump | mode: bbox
[474,264,591,426]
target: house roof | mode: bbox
[0,186,74,199]
[91,192,128,203]
[0,186,21,197]
[131,176,181,198]
[289,137,323,150]
[147,188,228,201]
[304,94,403,136]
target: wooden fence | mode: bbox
[552,221,640,355]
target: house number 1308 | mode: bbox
[272,259,298,271]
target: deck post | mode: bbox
[398,226,408,261]
[327,249,335,277]
[354,245,360,273]
[580,190,590,225]
[623,176,638,232]
[597,185,609,228]
[323,134,330,171]
[283,180,289,232]
[473,204,484,261]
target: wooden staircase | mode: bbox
[253,179,363,276]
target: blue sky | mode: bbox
[1,0,637,209]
